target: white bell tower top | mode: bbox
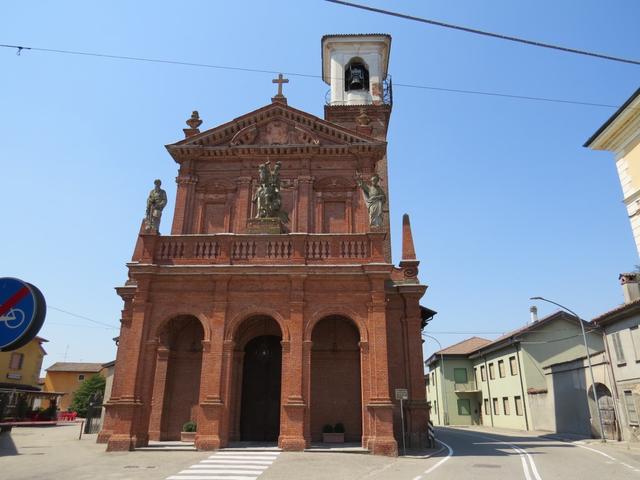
[322,34,391,106]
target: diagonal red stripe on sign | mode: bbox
[0,286,29,317]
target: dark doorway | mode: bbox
[240,335,282,441]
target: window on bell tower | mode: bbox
[345,59,369,92]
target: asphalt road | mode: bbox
[412,427,640,480]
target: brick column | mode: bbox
[172,172,198,234]
[105,279,153,451]
[400,288,429,448]
[234,177,252,233]
[147,345,169,441]
[296,176,313,233]
[359,340,371,449]
[195,279,227,450]
[365,273,398,456]
[302,339,313,447]
[219,340,237,444]
[278,281,306,451]
[195,339,224,450]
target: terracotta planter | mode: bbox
[322,432,345,443]
[181,431,196,442]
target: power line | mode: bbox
[324,0,640,67]
[46,321,117,330]
[48,305,119,329]
[0,43,621,109]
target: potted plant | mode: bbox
[181,421,197,442]
[322,423,345,443]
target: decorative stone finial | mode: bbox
[183,111,203,138]
[186,111,203,130]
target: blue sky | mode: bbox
[2,1,639,369]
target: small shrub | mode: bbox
[182,421,197,432]
[322,424,334,433]
[334,423,345,433]
[41,405,57,420]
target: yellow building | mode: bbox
[585,87,640,256]
[44,362,103,412]
[0,336,47,391]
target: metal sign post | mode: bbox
[395,388,408,455]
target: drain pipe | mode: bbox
[483,355,494,427]
[515,342,530,431]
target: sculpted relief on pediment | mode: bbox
[230,120,321,146]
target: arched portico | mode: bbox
[148,315,204,441]
[309,315,363,443]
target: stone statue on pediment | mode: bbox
[145,179,168,233]
[356,172,386,227]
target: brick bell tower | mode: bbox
[99,33,430,456]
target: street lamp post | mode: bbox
[423,333,449,426]
[530,296,606,442]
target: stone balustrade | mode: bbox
[143,233,386,265]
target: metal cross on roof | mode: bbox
[272,73,289,98]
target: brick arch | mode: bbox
[304,306,368,343]
[152,311,210,342]
[225,306,290,343]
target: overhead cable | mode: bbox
[0,43,621,109]
[324,0,640,66]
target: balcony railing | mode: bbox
[454,381,480,393]
[139,233,386,266]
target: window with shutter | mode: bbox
[612,332,626,365]
[624,391,639,425]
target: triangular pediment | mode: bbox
[169,102,382,150]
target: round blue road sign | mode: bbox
[0,277,43,351]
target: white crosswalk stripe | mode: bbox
[166,449,281,480]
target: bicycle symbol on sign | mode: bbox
[0,308,25,329]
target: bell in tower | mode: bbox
[322,34,390,106]
[345,61,369,91]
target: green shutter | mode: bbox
[457,398,471,416]
[454,368,468,383]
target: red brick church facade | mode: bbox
[98,34,432,456]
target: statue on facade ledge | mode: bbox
[252,161,289,224]
[144,179,168,233]
[356,172,386,227]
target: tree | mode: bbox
[70,374,105,417]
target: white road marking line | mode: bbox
[207,455,277,460]
[180,470,264,475]
[519,453,532,480]
[443,429,542,480]
[215,451,280,456]
[512,445,542,480]
[201,460,273,465]
[167,477,258,480]
[190,464,265,469]
[570,442,617,461]
[422,439,454,476]
[168,449,280,480]
[622,463,635,469]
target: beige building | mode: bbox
[0,336,47,391]
[585,87,640,256]
[426,311,607,436]
[44,362,104,412]
[592,273,640,442]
